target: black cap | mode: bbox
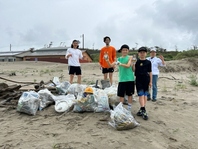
[118,44,129,53]
[138,47,147,52]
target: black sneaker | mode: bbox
[137,109,143,116]
[142,111,148,120]
[152,99,157,102]
[147,98,151,101]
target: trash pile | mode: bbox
[0,77,139,131]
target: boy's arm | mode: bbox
[119,56,132,68]
[99,48,103,66]
[149,72,152,88]
[112,47,117,62]
[105,59,116,67]
[65,49,71,59]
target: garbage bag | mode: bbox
[94,89,110,112]
[38,89,55,110]
[54,94,76,113]
[73,94,97,112]
[101,79,111,89]
[17,91,40,115]
[67,84,87,96]
[56,81,71,95]
[109,102,139,130]
[104,85,119,107]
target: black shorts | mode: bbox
[117,81,134,97]
[69,66,81,75]
[136,75,150,92]
[102,67,114,74]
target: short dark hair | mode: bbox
[103,36,111,42]
[71,40,79,48]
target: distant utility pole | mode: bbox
[82,34,84,49]
[10,44,11,51]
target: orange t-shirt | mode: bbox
[99,46,116,68]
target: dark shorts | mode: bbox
[136,75,150,95]
[69,66,81,75]
[117,81,134,97]
[102,67,114,74]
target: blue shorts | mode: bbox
[137,90,149,96]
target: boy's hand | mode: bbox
[67,53,72,58]
[159,55,164,61]
[149,82,152,88]
[115,61,120,65]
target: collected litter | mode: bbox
[38,89,55,111]
[109,102,139,130]
[73,87,97,112]
[54,94,76,113]
[104,85,119,108]
[17,91,40,115]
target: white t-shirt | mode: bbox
[146,57,165,75]
[65,48,83,66]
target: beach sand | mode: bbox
[0,60,198,149]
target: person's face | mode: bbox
[72,41,79,48]
[150,51,156,57]
[121,48,129,56]
[138,51,147,59]
[104,38,110,45]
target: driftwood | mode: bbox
[159,75,179,80]
[0,76,38,85]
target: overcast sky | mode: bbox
[0,0,197,51]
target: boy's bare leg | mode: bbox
[109,72,113,85]
[104,73,108,80]
[120,97,124,103]
[128,96,132,104]
[70,75,74,84]
[77,75,81,84]
[139,96,145,107]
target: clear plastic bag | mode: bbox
[56,81,71,95]
[54,94,76,113]
[38,89,55,110]
[17,91,40,115]
[101,79,111,89]
[104,85,119,107]
[109,102,139,130]
[94,89,110,112]
[73,94,97,112]
[67,84,87,96]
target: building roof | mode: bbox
[15,47,91,58]
[0,51,22,57]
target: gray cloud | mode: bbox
[0,0,197,51]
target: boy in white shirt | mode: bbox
[65,40,83,84]
[146,49,166,101]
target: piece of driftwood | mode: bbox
[159,75,179,80]
[0,76,38,85]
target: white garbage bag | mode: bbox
[38,89,55,110]
[56,81,71,95]
[54,94,76,113]
[104,85,119,107]
[94,89,110,112]
[17,91,40,115]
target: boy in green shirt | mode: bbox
[106,44,135,111]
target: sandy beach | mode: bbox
[0,60,198,149]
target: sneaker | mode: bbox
[137,109,143,116]
[147,98,151,101]
[152,99,157,102]
[142,111,148,120]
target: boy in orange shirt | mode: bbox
[99,36,116,85]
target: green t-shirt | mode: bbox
[118,55,135,82]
